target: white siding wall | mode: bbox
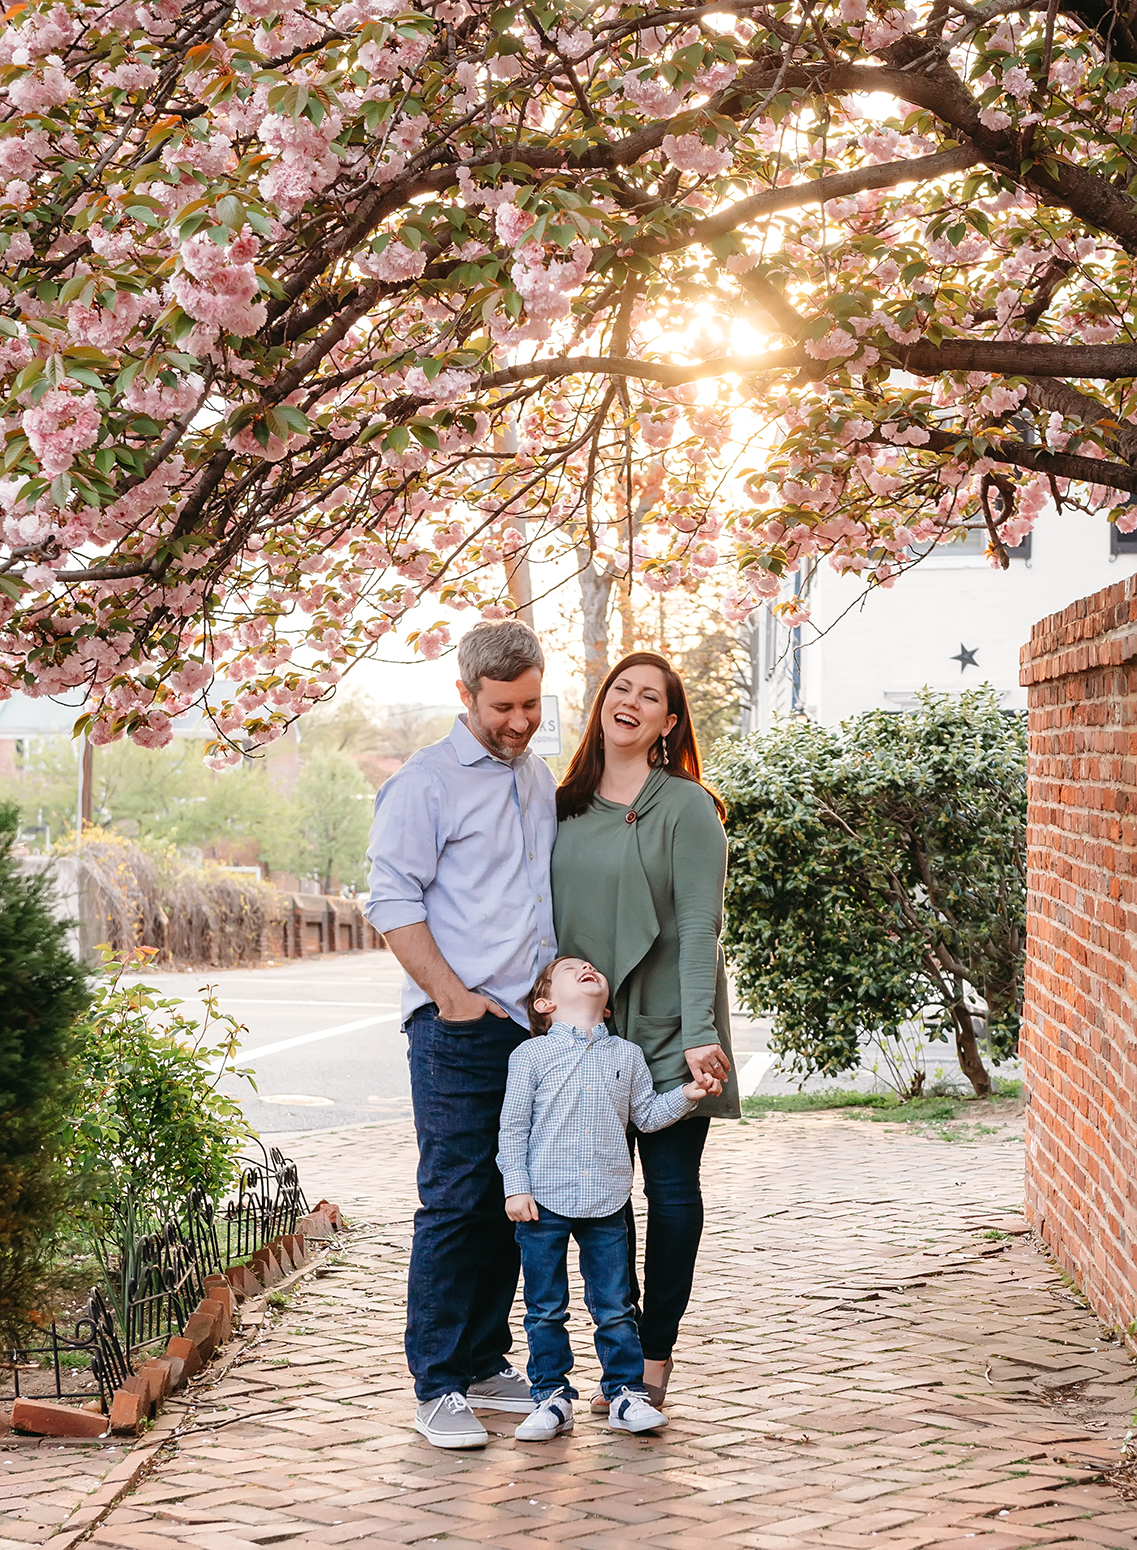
[754,508,1137,727]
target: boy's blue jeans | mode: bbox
[516,1203,647,1401]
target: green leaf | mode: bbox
[216,193,245,229]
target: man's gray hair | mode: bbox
[458,620,545,693]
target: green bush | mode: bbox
[0,803,90,1343]
[712,688,1026,1099]
[63,952,255,1298]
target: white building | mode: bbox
[745,507,1137,728]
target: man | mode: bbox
[365,619,557,1449]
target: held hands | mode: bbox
[684,1043,731,1086]
[682,1071,723,1101]
[505,1193,540,1222]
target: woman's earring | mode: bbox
[662,734,669,765]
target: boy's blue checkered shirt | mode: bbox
[496,1021,694,1218]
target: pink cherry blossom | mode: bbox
[22,387,100,477]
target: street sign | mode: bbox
[531,694,561,756]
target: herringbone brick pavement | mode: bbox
[7,1109,1137,1549]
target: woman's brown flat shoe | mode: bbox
[644,1357,674,1410]
[590,1388,609,1414]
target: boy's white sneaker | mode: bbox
[608,1388,668,1434]
[515,1390,574,1440]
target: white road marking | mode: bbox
[134,996,398,1010]
[259,1094,335,1106]
[218,1012,403,1068]
[738,1050,777,1095]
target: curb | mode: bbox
[10,1221,347,1550]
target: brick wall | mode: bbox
[1019,573,1137,1329]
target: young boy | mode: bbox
[496,955,720,1441]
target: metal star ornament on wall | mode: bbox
[951,644,979,672]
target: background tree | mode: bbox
[292,750,373,893]
[711,689,1026,1098]
[0,802,89,1342]
[5,0,1137,754]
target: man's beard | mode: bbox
[467,705,533,761]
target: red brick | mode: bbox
[166,1334,203,1378]
[121,1373,156,1417]
[296,1211,333,1239]
[248,1247,282,1286]
[203,1275,235,1319]
[183,1306,220,1360]
[1021,573,1137,1333]
[271,1236,295,1273]
[196,1293,230,1343]
[12,1397,107,1437]
[283,1231,308,1265]
[109,1386,145,1435]
[141,1357,176,1398]
[225,1263,260,1300]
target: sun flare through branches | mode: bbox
[2,0,1137,754]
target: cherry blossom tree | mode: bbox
[3,0,1137,759]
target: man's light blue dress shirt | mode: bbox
[364,715,557,1028]
[497,1021,694,1218]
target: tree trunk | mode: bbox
[618,579,636,657]
[952,1002,992,1097]
[578,554,613,711]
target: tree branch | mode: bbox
[476,339,1137,392]
[639,144,981,255]
[878,426,1137,494]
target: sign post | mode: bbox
[531,695,561,757]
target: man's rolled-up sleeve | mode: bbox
[365,766,440,935]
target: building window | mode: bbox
[1006,532,1031,560]
[909,527,988,561]
[1110,523,1137,556]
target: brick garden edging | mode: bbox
[1019,572,1137,1336]
[2,1200,344,1443]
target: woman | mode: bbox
[551,651,739,1410]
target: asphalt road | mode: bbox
[124,949,1024,1138]
[125,951,411,1134]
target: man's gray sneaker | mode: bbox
[515,1389,574,1441]
[608,1387,668,1434]
[415,1393,488,1449]
[466,1365,534,1413]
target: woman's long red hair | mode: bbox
[557,651,726,822]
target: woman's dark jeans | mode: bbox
[624,1115,711,1361]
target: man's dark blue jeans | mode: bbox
[406,1003,529,1401]
[515,1204,647,1401]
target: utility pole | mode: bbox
[76,733,93,834]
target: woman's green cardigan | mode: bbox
[551,765,740,1119]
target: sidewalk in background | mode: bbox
[5,1112,1137,1549]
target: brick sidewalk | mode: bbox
[8,1111,1137,1549]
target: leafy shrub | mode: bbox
[56,828,287,965]
[0,803,90,1343]
[63,952,255,1284]
[712,688,1026,1099]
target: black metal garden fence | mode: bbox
[2,1139,309,1409]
